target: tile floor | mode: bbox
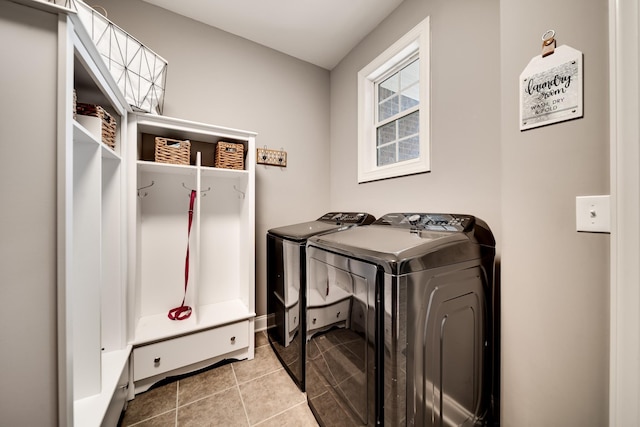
[119,331,319,427]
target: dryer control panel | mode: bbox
[317,212,376,226]
[374,213,475,232]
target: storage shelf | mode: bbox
[73,120,120,161]
[200,164,250,179]
[73,346,131,427]
[137,160,249,179]
[134,115,257,145]
[137,160,196,176]
[133,299,255,346]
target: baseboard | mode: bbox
[255,314,273,332]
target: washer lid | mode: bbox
[308,214,494,274]
[268,221,348,241]
[267,212,376,242]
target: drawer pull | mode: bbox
[312,318,317,325]
[230,336,236,344]
[336,311,341,318]
[154,357,161,365]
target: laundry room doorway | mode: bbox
[609,0,640,424]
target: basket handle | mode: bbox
[91,5,108,17]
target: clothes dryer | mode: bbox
[305,213,499,426]
[267,212,375,391]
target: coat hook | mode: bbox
[182,182,211,196]
[137,180,154,198]
[233,185,245,199]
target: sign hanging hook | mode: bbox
[541,29,556,57]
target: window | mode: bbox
[358,17,430,183]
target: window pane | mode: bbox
[398,111,419,138]
[378,96,399,121]
[399,60,419,113]
[379,73,399,100]
[398,136,420,161]
[357,17,429,183]
[400,85,419,110]
[400,59,419,90]
[377,121,396,146]
[377,144,396,166]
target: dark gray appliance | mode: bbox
[267,212,375,391]
[305,213,499,426]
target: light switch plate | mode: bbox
[576,195,610,233]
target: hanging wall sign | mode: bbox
[519,44,583,131]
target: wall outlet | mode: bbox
[576,195,610,233]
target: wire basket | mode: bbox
[50,0,168,114]
[214,142,245,170]
[155,137,191,165]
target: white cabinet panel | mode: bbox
[133,321,249,381]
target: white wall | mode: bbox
[99,0,332,317]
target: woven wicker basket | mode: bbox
[73,89,77,120]
[155,137,191,165]
[76,103,116,150]
[215,141,244,170]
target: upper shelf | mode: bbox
[131,112,256,174]
[137,160,250,181]
[137,160,195,176]
[70,14,129,118]
[131,113,257,145]
[74,120,121,161]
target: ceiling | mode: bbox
[140,0,405,70]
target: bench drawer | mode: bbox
[133,321,248,381]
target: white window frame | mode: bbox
[357,17,430,183]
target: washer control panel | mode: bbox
[317,212,376,225]
[374,213,474,232]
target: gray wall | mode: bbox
[100,0,332,318]
[329,0,501,238]
[0,2,59,424]
[330,0,609,426]
[499,0,609,425]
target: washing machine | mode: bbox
[267,212,375,391]
[305,213,499,426]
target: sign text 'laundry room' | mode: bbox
[519,45,583,131]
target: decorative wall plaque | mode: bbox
[520,45,583,131]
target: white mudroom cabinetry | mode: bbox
[1,1,130,426]
[65,8,131,427]
[127,113,256,393]
[3,2,257,425]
